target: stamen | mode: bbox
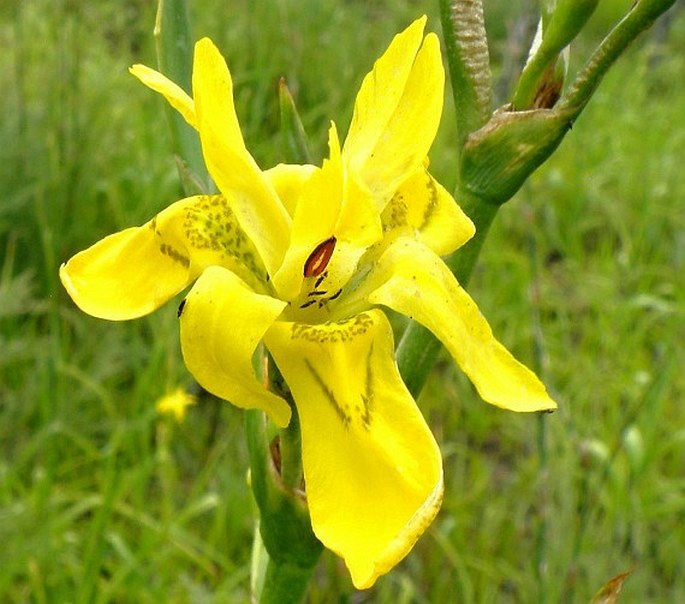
[303,236,336,278]
[314,272,327,288]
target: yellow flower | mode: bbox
[156,387,197,422]
[60,17,556,588]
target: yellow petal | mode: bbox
[362,239,557,412]
[271,124,344,300]
[60,194,266,320]
[343,17,444,207]
[264,163,318,217]
[129,64,197,129]
[265,309,443,588]
[179,266,290,427]
[381,163,475,256]
[192,38,291,278]
[334,124,384,249]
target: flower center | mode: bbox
[284,237,347,323]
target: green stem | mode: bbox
[278,80,313,165]
[245,352,321,603]
[245,406,321,603]
[396,191,498,397]
[279,409,303,489]
[267,355,304,490]
[259,560,318,604]
[526,214,550,603]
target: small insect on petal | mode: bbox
[303,236,336,278]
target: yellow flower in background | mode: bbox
[156,387,197,422]
[60,17,556,588]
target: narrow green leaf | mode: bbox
[279,79,312,164]
[154,0,209,192]
[245,408,322,602]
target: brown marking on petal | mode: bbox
[304,358,350,427]
[301,340,375,430]
[303,236,336,278]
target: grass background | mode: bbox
[1,0,684,601]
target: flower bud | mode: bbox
[543,0,599,56]
[514,0,598,109]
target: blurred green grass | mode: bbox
[1,0,684,601]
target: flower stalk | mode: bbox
[245,406,322,604]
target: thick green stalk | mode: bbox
[259,560,318,604]
[267,356,304,491]
[245,408,321,604]
[438,0,492,154]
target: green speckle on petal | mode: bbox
[182,195,264,281]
